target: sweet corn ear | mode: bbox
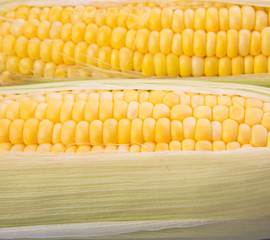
[1,1,270,83]
[0,80,270,153]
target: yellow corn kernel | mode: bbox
[254,54,267,73]
[250,31,261,56]
[182,29,193,56]
[229,6,241,30]
[254,10,268,31]
[245,108,263,126]
[213,141,225,151]
[179,55,192,77]
[244,56,254,74]
[206,7,218,32]
[242,6,255,30]
[194,8,206,30]
[219,8,229,31]
[232,56,244,75]
[222,119,238,143]
[213,105,228,122]
[182,139,195,151]
[204,57,218,77]
[206,32,216,57]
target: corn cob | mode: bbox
[0,81,270,153]
[0,1,270,83]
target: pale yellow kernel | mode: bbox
[71,6,84,23]
[262,27,270,56]
[123,91,137,103]
[172,33,182,56]
[182,139,195,151]
[262,112,270,130]
[161,7,173,29]
[9,119,24,144]
[246,98,263,109]
[213,105,228,122]
[182,29,194,56]
[98,46,112,70]
[149,8,161,31]
[205,95,217,108]
[112,101,127,120]
[142,53,155,76]
[10,19,26,36]
[222,119,238,143]
[61,7,73,23]
[129,144,141,153]
[103,119,118,144]
[229,6,241,30]
[232,96,245,107]
[251,124,267,147]
[193,30,206,57]
[39,7,50,21]
[232,56,244,75]
[3,35,15,56]
[61,120,76,146]
[0,143,12,152]
[119,47,133,72]
[111,27,127,49]
[61,23,72,41]
[194,8,206,30]
[48,6,63,22]
[204,57,218,76]
[227,29,238,58]
[131,118,143,144]
[179,55,192,77]
[245,108,263,126]
[6,102,20,121]
[86,44,99,66]
[172,9,184,33]
[170,105,192,121]
[51,143,65,153]
[155,142,168,151]
[139,92,150,103]
[24,144,38,152]
[154,53,167,77]
[255,10,268,31]
[143,118,156,142]
[118,119,130,144]
[242,6,255,30]
[191,56,204,77]
[35,102,47,120]
[166,54,179,76]
[219,8,229,31]
[206,7,219,32]
[226,142,240,150]
[206,32,216,57]
[218,95,232,107]
[213,141,225,151]
[153,103,170,120]
[0,119,11,143]
[196,141,212,151]
[254,54,267,74]
[71,22,86,43]
[183,117,196,139]
[159,29,173,54]
[168,141,181,151]
[10,144,25,152]
[193,106,212,120]
[195,119,211,141]
[216,31,227,58]
[125,30,136,50]
[135,28,149,53]
[163,92,179,108]
[140,142,155,152]
[155,118,170,143]
[191,95,204,108]
[149,90,165,105]
[127,101,139,120]
[127,9,139,30]
[45,101,61,123]
[250,31,261,56]
[211,121,222,141]
[50,21,62,39]
[37,143,52,152]
[244,56,254,74]
[95,8,106,26]
[171,120,183,141]
[37,21,51,40]
[229,106,244,123]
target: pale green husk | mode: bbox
[0,80,270,239]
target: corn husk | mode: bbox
[0,80,270,239]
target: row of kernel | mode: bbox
[3,5,270,32]
[0,117,268,147]
[2,20,270,58]
[0,140,259,153]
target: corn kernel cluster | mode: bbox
[1,3,270,82]
[0,89,270,153]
